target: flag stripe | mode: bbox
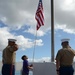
[39,13,44,25]
[36,13,43,25]
[36,17,42,28]
[35,0,44,30]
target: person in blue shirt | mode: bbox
[21,55,33,75]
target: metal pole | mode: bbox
[32,30,37,63]
[51,0,54,62]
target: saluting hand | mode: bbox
[13,44,18,51]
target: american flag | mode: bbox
[35,0,44,30]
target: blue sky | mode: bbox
[0,0,75,62]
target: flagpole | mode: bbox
[32,30,37,62]
[51,0,54,62]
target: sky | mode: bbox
[0,0,75,62]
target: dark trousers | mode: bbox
[59,66,74,75]
[2,64,15,75]
[21,70,29,75]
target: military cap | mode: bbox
[8,39,17,42]
[61,38,70,43]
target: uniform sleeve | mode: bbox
[70,48,75,56]
[72,49,75,56]
[56,50,61,61]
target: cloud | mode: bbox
[0,0,75,53]
[0,0,75,34]
[55,24,75,34]
[16,57,51,63]
[55,0,75,34]
[16,35,43,50]
[24,28,45,37]
[0,0,36,29]
[28,57,51,62]
[0,27,43,51]
[0,27,14,51]
[0,0,50,31]
[60,0,75,11]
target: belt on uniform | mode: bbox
[60,65,72,67]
